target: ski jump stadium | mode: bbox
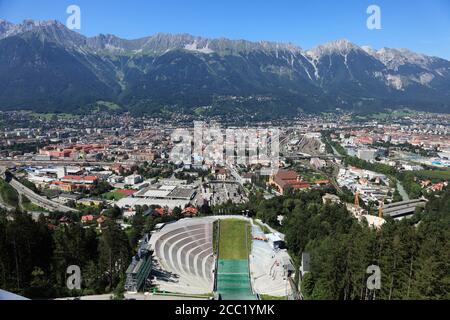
[125,216,298,300]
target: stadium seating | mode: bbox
[151,218,216,294]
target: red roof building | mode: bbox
[354,136,374,145]
[182,207,199,216]
[430,182,446,192]
[268,170,310,195]
[81,215,95,223]
[61,175,98,185]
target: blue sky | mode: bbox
[1,0,449,59]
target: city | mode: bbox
[0,0,449,317]
[0,109,448,301]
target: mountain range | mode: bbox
[1,19,449,117]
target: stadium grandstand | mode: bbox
[149,218,216,295]
[127,216,296,300]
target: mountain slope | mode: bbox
[0,19,449,116]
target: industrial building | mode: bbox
[116,183,197,209]
[125,234,153,293]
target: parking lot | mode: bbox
[195,182,246,206]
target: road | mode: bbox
[9,178,78,213]
[227,165,244,186]
[331,146,342,157]
[0,165,78,213]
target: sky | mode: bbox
[0,0,449,59]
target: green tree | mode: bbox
[98,221,131,292]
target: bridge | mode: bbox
[0,167,78,213]
[8,177,78,213]
[382,199,428,219]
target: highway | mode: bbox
[383,199,427,219]
[8,178,78,213]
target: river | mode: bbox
[396,181,410,202]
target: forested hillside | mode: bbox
[0,213,131,299]
[254,188,450,300]
[1,187,448,300]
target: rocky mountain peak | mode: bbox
[306,39,363,59]
[0,19,449,115]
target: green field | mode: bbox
[102,191,128,201]
[95,101,122,111]
[22,201,47,212]
[218,219,250,260]
[415,170,450,182]
[29,112,80,120]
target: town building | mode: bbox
[268,170,310,195]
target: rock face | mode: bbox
[0,19,449,115]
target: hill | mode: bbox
[1,19,450,117]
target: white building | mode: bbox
[56,167,67,179]
[125,174,143,185]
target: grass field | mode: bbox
[29,112,80,120]
[95,100,122,111]
[102,191,128,201]
[218,219,250,260]
[22,201,47,212]
[415,169,450,182]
